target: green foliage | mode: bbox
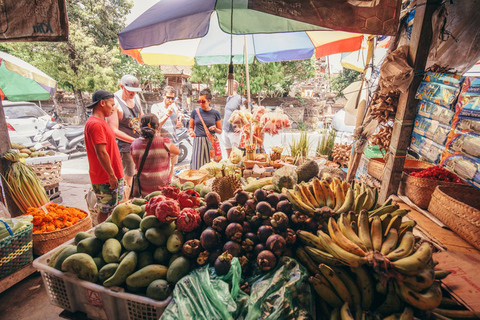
[190,57,316,97]
[330,69,361,97]
[317,129,337,157]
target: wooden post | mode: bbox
[0,100,22,217]
[378,0,441,203]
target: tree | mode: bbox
[330,69,361,97]
[189,58,316,98]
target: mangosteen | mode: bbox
[208,249,222,265]
[244,199,257,215]
[270,212,289,231]
[242,232,257,252]
[234,190,249,206]
[198,206,208,219]
[229,200,238,206]
[212,216,228,233]
[266,234,287,256]
[225,223,243,242]
[219,201,234,215]
[223,241,242,257]
[256,201,273,218]
[238,255,249,269]
[262,219,272,226]
[205,192,221,208]
[304,217,321,233]
[266,194,280,209]
[291,211,308,226]
[200,227,220,250]
[276,200,293,215]
[197,250,209,265]
[254,243,266,256]
[254,189,268,202]
[227,206,245,223]
[256,250,277,272]
[242,221,251,233]
[203,209,221,226]
[278,193,288,201]
[257,225,274,243]
[283,228,296,245]
[182,239,202,258]
[184,229,202,242]
[214,251,233,276]
[244,232,258,244]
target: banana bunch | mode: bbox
[297,208,449,314]
[284,179,379,216]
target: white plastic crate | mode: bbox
[33,237,172,320]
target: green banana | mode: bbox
[368,204,400,218]
[391,242,433,276]
[375,281,404,317]
[381,228,399,255]
[402,266,434,292]
[384,215,402,237]
[337,188,355,214]
[434,270,451,280]
[357,210,373,252]
[353,265,374,310]
[395,280,442,311]
[386,231,415,261]
[370,216,383,251]
[353,192,368,214]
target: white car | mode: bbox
[3,101,53,147]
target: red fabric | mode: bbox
[84,117,124,184]
[315,36,363,58]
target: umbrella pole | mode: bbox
[244,35,253,146]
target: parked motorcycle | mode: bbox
[33,120,85,156]
[176,127,192,163]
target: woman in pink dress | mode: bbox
[131,114,180,196]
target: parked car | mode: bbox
[3,101,54,147]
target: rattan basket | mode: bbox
[0,223,33,278]
[32,211,92,255]
[398,171,464,209]
[368,158,432,180]
[428,185,480,250]
[177,170,209,185]
[30,161,63,187]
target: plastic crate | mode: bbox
[33,235,171,320]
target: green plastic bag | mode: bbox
[162,257,313,320]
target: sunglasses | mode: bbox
[197,99,208,104]
[165,96,175,100]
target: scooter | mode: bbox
[176,127,192,163]
[33,120,85,156]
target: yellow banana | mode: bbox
[333,177,342,189]
[309,275,343,308]
[353,265,374,310]
[403,266,434,292]
[331,308,341,320]
[354,183,361,198]
[332,267,362,308]
[312,178,326,207]
[375,281,404,317]
[353,192,368,214]
[380,213,393,232]
[301,183,320,208]
[320,264,353,305]
[370,216,383,252]
[321,181,336,209]
[338,214,367,251]
[304,246,344,267]
[340,302,355,320]
[386,231,415,261]
[392,242,433,276]
[297,230,326,250]
[381,228,399,255]
[350,221,358,234]
[384,215,402,237]
[317,230,368,268]
[334,184,346,212]
[395,280,442,311]
[399,307,414,320]
[295,184,315,208]
[328,217,366,257]
[337,188,354,214]
[284,188,315,215]
[357,210,373,252]
[330,180,337,193]
[363,186,375,212]
[295,247,322,275]
[341,181,350,195]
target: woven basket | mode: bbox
[368,158,432,180]
[30,161,63,187]
[399,171,464,209]
[177,170,209,185]
[428,185,480,250]
[32,211,92,255]
[0,223,33,278]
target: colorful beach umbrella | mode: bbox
[0,51,57,101]
[119,0,364,66]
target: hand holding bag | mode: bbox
[130,137,154,198]
[196,108,222,162]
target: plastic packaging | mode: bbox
[443,154,480,188]
[416,81,461,109]
[417,100,454,125]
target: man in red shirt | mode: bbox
[84,90,125,223]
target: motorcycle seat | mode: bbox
[65,129,84,139]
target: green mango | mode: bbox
[146,279,171,301]
[94,222,119,241]
[126,265,168,288]
[77,237,103,257]
[62,253,98,283]
[103,251,137,287]
[102,238,122,263]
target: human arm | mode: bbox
[94,143,118,189]
[189,117,196,137]
[165,141,181,156]
[208,120,222,134]
[106,107,135,143]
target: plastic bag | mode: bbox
[162,257,313,320]
[230,147,243,164]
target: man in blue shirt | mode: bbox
[222,80,245,157]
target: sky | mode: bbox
[126,0,158,25]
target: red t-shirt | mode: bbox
[84,117,124,184]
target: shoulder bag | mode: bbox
[196,108,222,162]
[130,137,154,198]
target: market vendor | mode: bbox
[189,88,222,170]
[84,90,125,224]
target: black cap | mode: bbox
[86,90,114,108]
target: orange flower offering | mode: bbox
[25,203,87,233]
